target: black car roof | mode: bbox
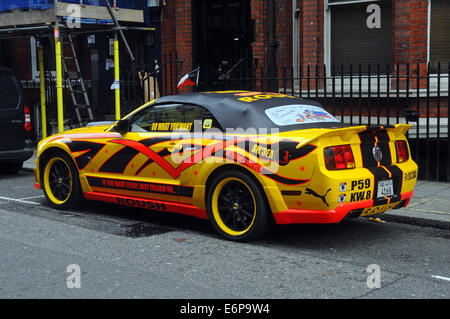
[154,91,345,131]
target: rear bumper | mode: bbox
[0,140,34,162]
[273,190,413,225]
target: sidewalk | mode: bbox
[22,153,450,230]
[383,180,450,230]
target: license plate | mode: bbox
[361,202,399,217]
[377,179,393,198]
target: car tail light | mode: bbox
[395,140,409,163]
[324,145,355,170]
[24,106,32,131]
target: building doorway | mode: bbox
[193,0,253,90]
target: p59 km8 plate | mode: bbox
[377,179,394,198]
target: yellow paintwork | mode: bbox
[35,99,418,222]
[114,35,121,120]
[54,27,64,133]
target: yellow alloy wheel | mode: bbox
[43,157,73,205]
[211,177,257,237]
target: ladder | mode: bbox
[61,34,94,126]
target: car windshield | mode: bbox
[264,104,340,126]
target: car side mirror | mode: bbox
[114,119,130,134]
[405,109,420,122]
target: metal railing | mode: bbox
[216,62,450,182]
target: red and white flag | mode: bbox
[177,67,200,90]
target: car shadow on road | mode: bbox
[260,220,391,250]
[73,199,405,251]
[0,171,412,249]
[0,171,432,252]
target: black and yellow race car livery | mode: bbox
[34,91,418,241]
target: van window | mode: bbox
[0,74,20,109]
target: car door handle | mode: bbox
[167,142,183,153]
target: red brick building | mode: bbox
[161,0,295,91]
[161,0,449,181]
[160,0,449,89]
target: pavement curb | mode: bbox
[382,213,450,231]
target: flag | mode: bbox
[177,67,200,90]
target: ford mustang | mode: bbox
[34,91,418,241]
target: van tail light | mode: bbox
[324,145,355,170]
[395,140,409,163]
[24,106,32,131]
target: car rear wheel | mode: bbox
[207,170,270,242]
[42,153,82,210]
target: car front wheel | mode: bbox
[41,153,82,210]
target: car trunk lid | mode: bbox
[290,124,412,205]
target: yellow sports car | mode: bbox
[34,91,418,241]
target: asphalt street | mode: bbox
[0,170,449,299]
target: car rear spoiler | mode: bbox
[295,124,413,149]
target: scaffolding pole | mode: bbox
[114,32,121,120]
[38,42,47,139]
[54,26,64,133]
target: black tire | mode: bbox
[41,152,82,210]
[0,161,23,175]
[206,170,271,242]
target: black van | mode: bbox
[0,67,33,174]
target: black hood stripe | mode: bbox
[65,141,106,170]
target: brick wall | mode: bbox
[161,0,192,94]
[299,0,324,69]
[250,0,267,79]
[275,0,292,71]
[393,0,429,89]
[393,0,428,64]
[251,0,292,71]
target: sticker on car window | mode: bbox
[151,122,193,131]
[265,104,339,126]
[203,119,213,129]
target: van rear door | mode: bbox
[0,69,24,151]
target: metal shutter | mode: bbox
[330,0,392,74]
[430,0,450,68]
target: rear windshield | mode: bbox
[0,73,20,109]
[265,104,340,126]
